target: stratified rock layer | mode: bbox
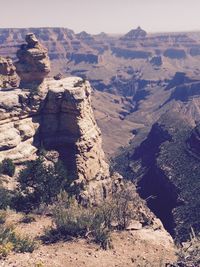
[0,56,19,88]
[0,77,121,204]
[15,33,50,88]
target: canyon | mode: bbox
[0,34,124,206]
[1,26,200,265]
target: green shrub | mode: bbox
[93,227,112,250]
[112,185,137,229]
[52,197,94,237]
[15,157,71,211]
[1,158,15,177]
[45,185,137,249]
[0,187,13,209]
[0,224,37,258]
[12,234,37,253]
[44,196,111,249]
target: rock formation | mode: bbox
[15,33,50,88]
[0,76,123,204]
[0,56,19,88]
[0,32,123,204]
[39,77,121,204]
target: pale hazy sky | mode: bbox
[0,0,200,34]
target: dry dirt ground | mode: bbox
[0,211,177,267]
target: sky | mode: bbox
[0,0,200,34]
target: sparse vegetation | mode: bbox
[0,187,12,210]
[171,230,200,267]
[44,184,138,249]
[0,223,37,258]
[14,157,72,211]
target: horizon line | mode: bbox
[0,26,200,35]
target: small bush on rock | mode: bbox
[15,157,71,211]
[0,158,15,177]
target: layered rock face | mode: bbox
[15,33,50,88]
[0,74,121,204]
[38,77,117,204]
[0,56,19,88]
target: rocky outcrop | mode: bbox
[0,76,122,204]
[15,33,50,88]
[38,77,119,204]
[0,56,19,88]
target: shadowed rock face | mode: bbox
[119,111,200,242]
[163,48,186,59]
[0,56,19,88]
[16,33,50,88]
